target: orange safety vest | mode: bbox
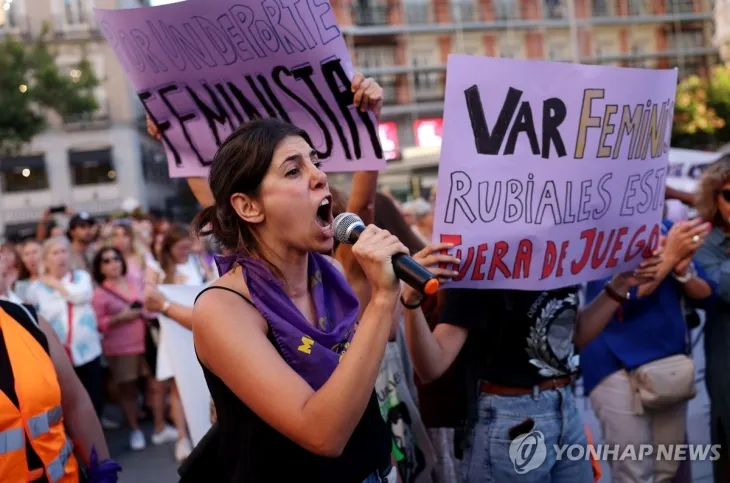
[0,307,79,482]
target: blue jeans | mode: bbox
[462,385,594,482]
[362,466,397,483]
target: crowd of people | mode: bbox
[0,209,218,465]
[2,75,730,483]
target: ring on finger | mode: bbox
[692,235,701,243]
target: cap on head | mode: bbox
[69,212,93,230]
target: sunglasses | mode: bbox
[101,256,121,264]
[722,190,730,203]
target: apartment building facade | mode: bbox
[330,0,718,197]
[0,0,174,241]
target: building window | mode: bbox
[594,41,614,59]
[351,0,389,26]
[628,0,643,15]
[64,0,88,25]
[547,42,567,60]
[592,0,609,16]
[0,155,50,193]
[451,0,475,21]
[141,144,169,183]
[494,0,517,20]
[499,39,518,58]
[544,0,564,19]
[404,0,431,23]
[411,47,442,101]
[668,30,704,51]
[668,0,695,13]
[69,147,116,186]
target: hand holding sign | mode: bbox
[401,243,460,306]
[433,56,678,290]
[612,246,664,289]
[351,74,384,121]
[95,0,387,178]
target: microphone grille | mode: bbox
[333,212,363,244]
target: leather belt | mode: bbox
[479,376,573,396]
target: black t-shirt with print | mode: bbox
[439,286,580,388]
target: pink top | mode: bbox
[91,276,146,357]
[125,255,145,286]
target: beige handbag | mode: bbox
[629,354,696,413]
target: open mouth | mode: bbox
[315,196,333,228]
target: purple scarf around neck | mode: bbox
[214,252,360,390]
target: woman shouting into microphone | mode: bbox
[189,117,404,482]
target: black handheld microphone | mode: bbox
[333,212,440,296]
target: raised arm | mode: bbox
[575,252,663,348]
[194,226,404,457]
[400,243,467,383]
[346,74,383,227]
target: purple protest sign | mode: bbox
[94,0,385,178]
[433,55,677,290]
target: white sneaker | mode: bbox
[129,430,146,451]
[150,425,178,445]
[175,437,192,462]
[101,417,120,430]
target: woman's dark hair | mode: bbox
[374,193,426,255]
[92,247,127,285]
[193,119,309,265]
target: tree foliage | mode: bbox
[673,64,730,149]
[0,25,99,156]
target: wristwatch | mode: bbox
[673,264,696,283]
[161,300,171,315]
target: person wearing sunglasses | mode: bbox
[694,155,730,483]
[91,247,171,453]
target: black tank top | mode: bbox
[194,286,391,482]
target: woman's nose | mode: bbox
[311,166,328,190]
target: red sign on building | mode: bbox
[413,118,443,148]
[378,122,400,160]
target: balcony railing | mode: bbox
[351,4,390,26]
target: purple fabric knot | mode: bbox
[213,251,360,390]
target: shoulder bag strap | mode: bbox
[99,284,134,305]
[64,271,75,361]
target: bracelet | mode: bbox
[603,281,628,304]
[604,281,629,322]
[400,295,424,310]
[161,300,171,315]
